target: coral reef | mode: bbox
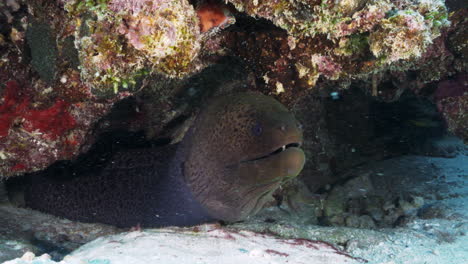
[61,0,207,94]
[197,1,235,33]
[227,0,449,63]
[0,0,240,177]
[0,1,467,262]
[1,0,465,177]
[1,81,76,140]
[0,78,113,176]
[215,0,466,143]
[0,1,116,177]
[435,74,468,143]
[204,0,452,106]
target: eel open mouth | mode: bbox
[243,142,302,163]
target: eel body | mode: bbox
[24,92,305,227]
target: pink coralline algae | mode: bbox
[107,0,172,14]
[369,10,432,63]
[311,55,342,80]
[336,2,389,37]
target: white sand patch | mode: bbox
[3,225,360,264]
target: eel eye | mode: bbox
[251,122,263,136]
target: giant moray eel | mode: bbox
[24,92,305,228]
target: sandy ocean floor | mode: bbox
[342,154,468,264]
[229,154,468,264]
[1,153,467,264]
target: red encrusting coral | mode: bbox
[0,81,29,137]
[11,163,27,171]
[0,80,76,140]
[23,99,76,140]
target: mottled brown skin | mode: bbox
[184,92,305,221]
[24,92,305,227]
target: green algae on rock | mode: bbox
[62,0,203,94]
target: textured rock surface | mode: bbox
[0,1,119,177]
[220,0,451,93]
[0,203,121,262]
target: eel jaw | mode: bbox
[221,145,305,221]
[242,142,302,163]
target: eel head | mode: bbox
[184,92,305,222]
